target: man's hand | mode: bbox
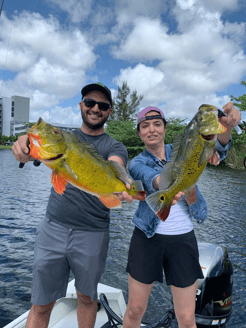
[12,135,35,163]
[217,102,242,145]
[115,181,133,204]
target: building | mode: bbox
[0,95,30,136]
[52,122,81,132]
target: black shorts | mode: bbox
[126,227,204,288]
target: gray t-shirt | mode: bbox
[45,129,128,231]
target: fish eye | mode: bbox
[199,117,203,121]
[54,129,60,134]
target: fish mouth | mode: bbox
[43,154,64,162]
[201,134,216,141]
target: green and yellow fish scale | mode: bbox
[146,104,227,221]
[27,118,145,208]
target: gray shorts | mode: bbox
[31,217,109,305]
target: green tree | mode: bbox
[106,116,188,157]
[9,135,18,142]
[164,118,186,144]
[224,128,246,169]
[106,120,144,158]
[0,135,9,144]
[230,80,246,111]
[112,81,143,122]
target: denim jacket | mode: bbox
[128,138,231,238]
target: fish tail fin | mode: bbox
[129,180,147,201]
[99,195,122,208]
[146,191,171,221]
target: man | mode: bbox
[12,82,133,328]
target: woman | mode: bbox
[123,105,238,328]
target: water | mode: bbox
[0,149,245,327]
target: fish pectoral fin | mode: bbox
[63,161,78,180]
[51,171,68,194]
[198,145,214,167]
[99,195,122,208]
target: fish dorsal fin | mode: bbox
[158,162,173,190]
[108,161,131,185]
[159,135,183,190]
[77,141,107,164]
[170,134,184,162]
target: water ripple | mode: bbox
[0,150,245,327]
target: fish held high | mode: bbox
[27,118,146,208]
[146,104,227,221]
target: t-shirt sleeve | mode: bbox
[107,141,128,166]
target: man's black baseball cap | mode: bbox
[81,82,112,107]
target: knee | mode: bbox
[127,303,146,321]
[32,302,55,316]
[77,290,94,306]
[176,310,196,328]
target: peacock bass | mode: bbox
[27,118,146,208]
[146,104,227,221]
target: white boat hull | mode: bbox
[4,280,127,328]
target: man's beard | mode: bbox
[82,112,109,130]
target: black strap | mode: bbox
[145,115,163,121]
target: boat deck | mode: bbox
[4,280,126,328]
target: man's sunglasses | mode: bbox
[82,99,111,111]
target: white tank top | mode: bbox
[155,196,193,235]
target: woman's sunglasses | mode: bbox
[82,99,111,111]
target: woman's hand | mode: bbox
[172,191,185,205]
[185,187,197,205]
[217,102,242,145]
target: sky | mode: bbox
[0,0,246,125]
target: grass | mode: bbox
[0,145,12,149]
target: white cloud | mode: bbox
[113,61,235,120]
[0,11,96,110]
[112,0,246,119]
[114,64,165,100]
[46,0,94,23]
[176,0,239,12]
[0,0,245,125]
[115,0,170,19]
[30,104,82,126]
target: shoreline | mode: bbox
[0,145,12,150]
